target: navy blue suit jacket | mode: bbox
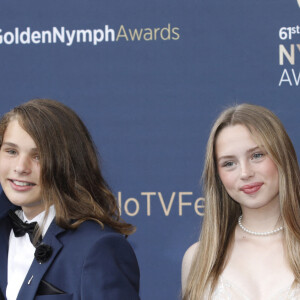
[0,194,140,300]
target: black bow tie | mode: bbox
[8,209,40,245]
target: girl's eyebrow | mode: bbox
[217,154,234,163]
[246,146,261,153]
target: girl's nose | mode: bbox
[240,161,254,180]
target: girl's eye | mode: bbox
[222,161,235,168]
[252,152,264,159]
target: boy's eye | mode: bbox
[33,154,40,161]
[6,149,17,155]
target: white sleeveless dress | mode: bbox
[208,277,300,300]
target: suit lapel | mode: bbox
[0,216,12,296]
[17,220,65,300]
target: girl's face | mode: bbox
[215,124,279,213]
[0,119,43,219]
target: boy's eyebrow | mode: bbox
[2,142,18,148]
[2,142,38,151]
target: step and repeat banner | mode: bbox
[0,1,299,299]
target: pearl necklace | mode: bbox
[238,215,283,236]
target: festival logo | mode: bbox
[0,24,180,46]
[278,22,300,86]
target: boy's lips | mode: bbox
[8,179,36,191]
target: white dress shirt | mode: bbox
[6,206,55,300]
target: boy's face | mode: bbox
[0,119,44,220]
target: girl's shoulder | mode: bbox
[183,242,199,268]
[182,242,199,291]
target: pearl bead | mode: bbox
[238,215,283,236]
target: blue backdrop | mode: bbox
[0,0,299,299]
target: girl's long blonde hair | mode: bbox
[183,103,300,299]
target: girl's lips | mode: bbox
[9,179,36,192]
[240,183,263,195]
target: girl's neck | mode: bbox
[240,208,282,233]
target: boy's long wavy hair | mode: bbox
[0,99,135,239]
[183,103,300,299]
